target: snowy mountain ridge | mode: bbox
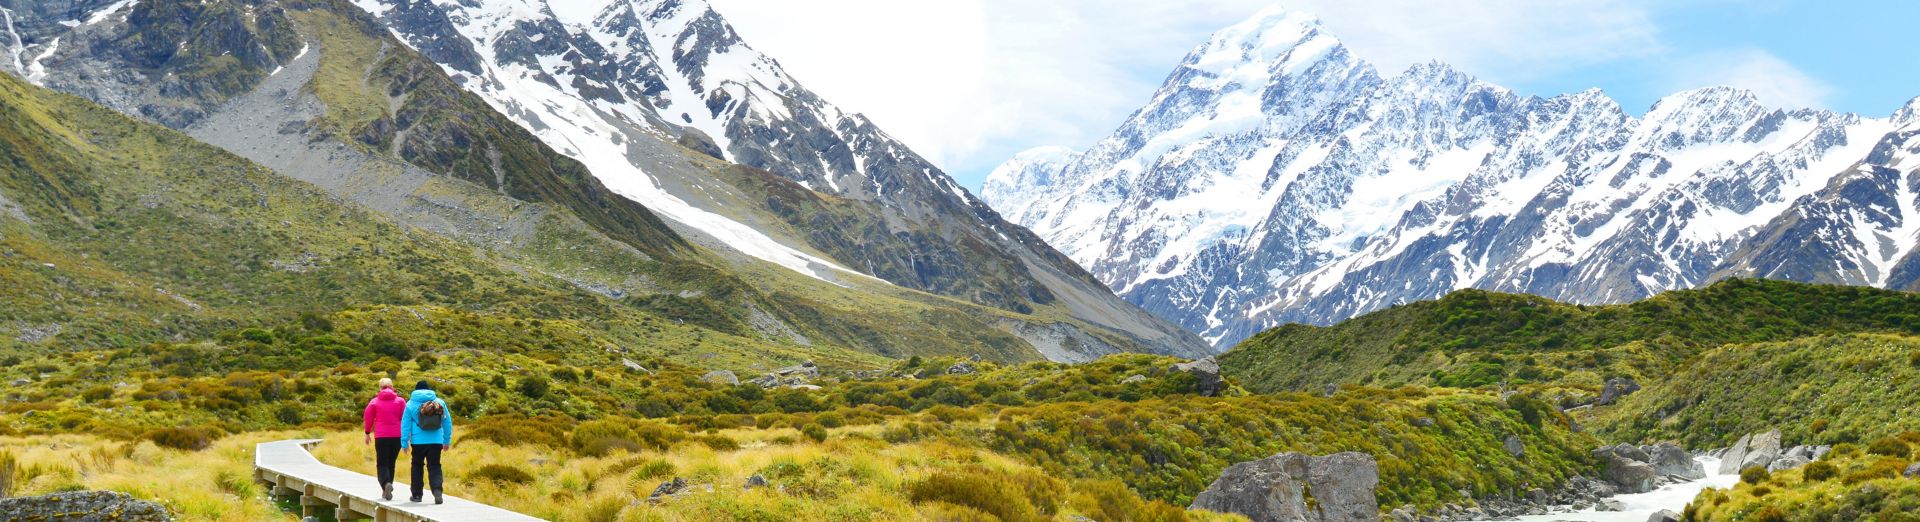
[347,0,1212,356]
[983,7,1920,346]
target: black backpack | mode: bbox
[418,400,444,430]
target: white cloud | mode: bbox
[703,0,1832,189]
[1664,48,1833,109]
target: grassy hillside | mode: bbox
[1219,279,1920,393]
[0,331,1594,520]
[1592,333,1920,448]
[1684,436,1920,521]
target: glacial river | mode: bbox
[1470,456,1740,522]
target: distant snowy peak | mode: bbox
[981,146,1074,224]
[983,5,1920,347]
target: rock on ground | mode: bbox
[1595,377,1640,406]
[1767,455,1809,472]
[1602,455,1658,494]
[1647,509,1682,522]
[1717,433,1754,475]
[1172,357,1225,397]
[1644,442,1706,480]
[1594,443,1651,463]
[1739,430,1783,472]
[700,370,739,386]
[1188,452,1379,522]
[0,490,171,522]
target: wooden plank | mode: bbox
[255,439,544,522]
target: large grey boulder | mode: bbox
[1738,430,1783,472]
[700,370,739,386]
[1189,452,1379,522]
[1603,455,1659,494]
[1717,433,1754,475]
[1594,443,1651,463]
[1647,509,1682,522]
[1767,455,1809,472]
[1595,377,1640,406]
[0,491,171,521]
[1645,442,1706,480]
[1173,357,1226,397]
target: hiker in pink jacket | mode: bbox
[363,377,407,501]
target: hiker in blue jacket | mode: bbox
[400,380,454,504]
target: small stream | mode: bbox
[1470,456,1738,522]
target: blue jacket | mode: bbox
[401,389,453,449]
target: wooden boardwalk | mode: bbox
[254,439,544,522]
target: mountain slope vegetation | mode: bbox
[1219,278,1920,393]
[2,0,1195,362]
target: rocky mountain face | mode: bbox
[983,7,1920,346]
[335,0,1205,357]
[0,0,1207,359]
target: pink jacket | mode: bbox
[363,388,406,438]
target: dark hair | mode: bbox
[414,380,433,391]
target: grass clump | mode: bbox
[1800,460,1837,482]
[908,468,1051,522]
[147,427,213,451]
[469,464,536,485]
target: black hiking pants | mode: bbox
[374,437,402,487]
[409,444,444,498]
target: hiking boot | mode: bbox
[409,495,422,503]
[433,491,444,505]
[381,483,393,501]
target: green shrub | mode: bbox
[570,419,642,457]
[464,415,568,448]
[469,464,535,485]
[569,419,683,457]
[801,423,828,443]
[517,376,550,399]
[1748,506,1787,522]
[81,386,113,402]
[1866,437,1911,458]
[1801,460,1837,481]
[1740,466,1770,485]
[693,434,739,452]
[908,469,1045,522]
[1840,458,1905,485]
[274,405,303,426]
[147,427,213,451]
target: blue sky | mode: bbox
[709,0,1919,192]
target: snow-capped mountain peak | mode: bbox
[983,7,1920,347]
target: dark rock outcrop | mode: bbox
[0,491,171,522]
[1648,509,1683,522]
[1173,357,1226,397]
[1595,377,1640,406]
[1189,452,1379,522]
[649,477,689,499]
